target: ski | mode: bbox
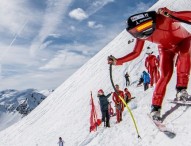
[168,100,191,105]
[147,114,176,138]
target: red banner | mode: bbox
[90,92,101,132]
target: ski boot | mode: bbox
[102,118,106,127]
[150,105,161,121]
[106,121,110,128]
[176,87,189,101]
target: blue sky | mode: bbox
[0,0,157,90]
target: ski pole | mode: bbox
[109,64,141,139]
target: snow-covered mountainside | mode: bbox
[0,89,53,131]
[0,0,191,146]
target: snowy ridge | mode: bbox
[0,0,191,145]
[0,89,53,131]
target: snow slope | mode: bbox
[0,0,191,145]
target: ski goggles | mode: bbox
[126,11,156,39]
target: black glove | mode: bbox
[158,7,172,17]
[108,55,117,65]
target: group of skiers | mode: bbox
[137,51,160,91]
[137,71,151,91]
[97,64,158,128]
[97,48,165,128]
[97,84,132,127]
[107,7,191,121]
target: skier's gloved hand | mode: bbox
[158,7,173,17]
[108,55,117,65]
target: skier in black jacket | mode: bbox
[124,72,130,86]
[97,89,112,127]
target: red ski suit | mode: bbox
[145,54,160,86]
[112,90,124,123]
[115,8,191,107]
[124,89,131,101]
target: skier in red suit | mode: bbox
[112,84,125,123]
[108,7,191,120]
[124,88,132,103]
[145,52,160,87]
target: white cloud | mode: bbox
[0,44,35,65]
[0,0,42,37]
[88,21,103,29]
[69,8,88,21]
[86,0,115,16]
[92,0,114,7]
[48,33,61,38]
[29,0,74,56]
[70,26,76,31]
[68,0,114,21]
[39,49,89,70]
[0,0,28,34]
[39,51,67,70]
[136,2,153,12]
[0,70,70,90]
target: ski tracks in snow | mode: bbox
[77,127,105,146]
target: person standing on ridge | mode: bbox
[112,84,125,123]
[124,88,132,103]
[145,52,160,87]
[137,75,144,87]
[97,89,112,127]
[124,72,130,86]
[142,71,151,91]
[108,7,191,121]
[58,137,65,146]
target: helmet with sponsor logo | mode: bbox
[126,11,157,39]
